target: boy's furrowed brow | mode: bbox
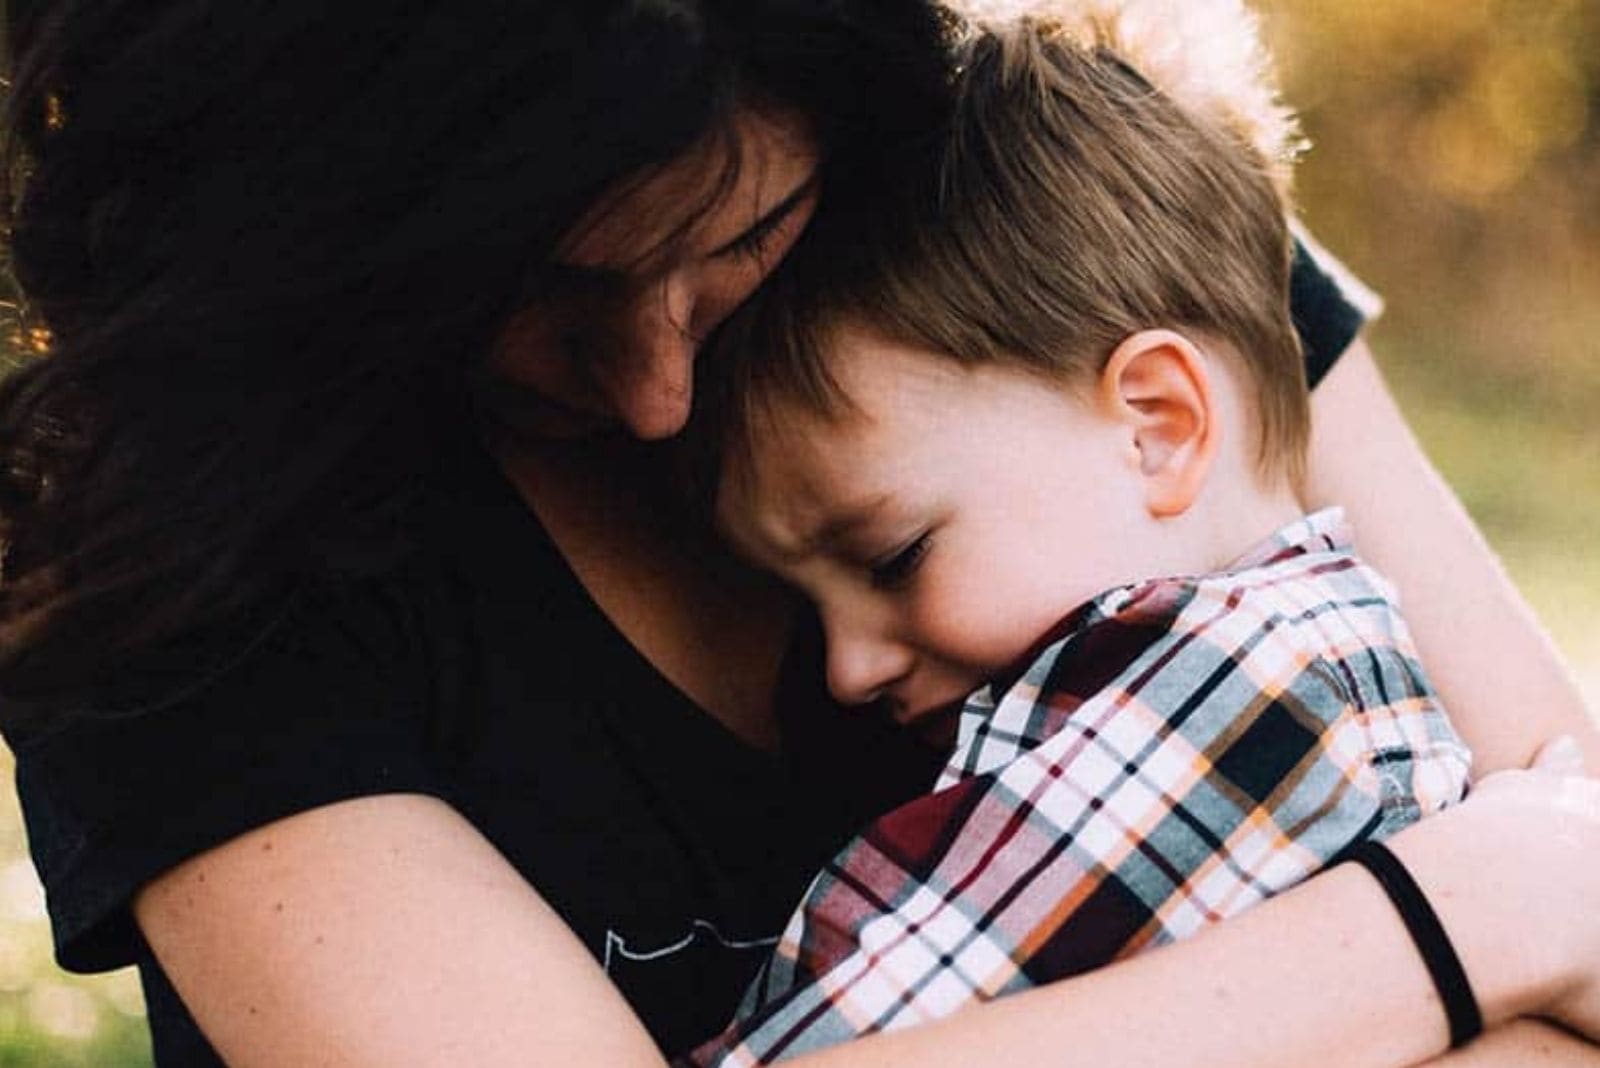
[802,493,893,554]
[708,172,819,258]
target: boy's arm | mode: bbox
[1303,337,1600,772]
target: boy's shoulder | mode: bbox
[945,509,1425,782]
[1163,507,1411,662]
[1104,508,1427,712]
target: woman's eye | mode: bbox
[869,534,932,590]
[724,227,774,263]
[721,212,787,263]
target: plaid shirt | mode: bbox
[684,510,1471,1066]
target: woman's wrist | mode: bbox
[1342,841,1483,1047]
[1383,789,1585,1027]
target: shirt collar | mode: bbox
[980,508,1353,704]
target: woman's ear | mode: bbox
[1098,329,1219,518]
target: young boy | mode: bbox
[685,3,1470,1064]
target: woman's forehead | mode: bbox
[556,108,819,275]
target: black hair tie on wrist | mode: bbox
[1344,839,1485,1049]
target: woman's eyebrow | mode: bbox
[708,172,820,258]
[543,260,631,294]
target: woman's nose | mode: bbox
[825,622,914,707]
[600,275,697,440]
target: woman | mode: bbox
[1,3,1596,1066]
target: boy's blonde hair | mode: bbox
[949,0,1303,193]
[701,0,1310,492]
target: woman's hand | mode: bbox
[1388,737,1600,1041]
[1475,739,1600,1035]
[1411,739,1600,1065]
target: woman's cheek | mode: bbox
[492,305,580,388]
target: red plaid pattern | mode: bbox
[684,510,1470,1065]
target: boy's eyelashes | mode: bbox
[868,532,933,590]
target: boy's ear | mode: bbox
[1098,330,1219,518]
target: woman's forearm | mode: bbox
[787,869,1447,1068]
[138,769,1595,1067]
[788,869,1438,1068]
[1421,1020,1600,1067]
[785,781,1597,1068]
[1303,337,1600,773]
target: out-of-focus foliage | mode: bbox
[0,753,153,1067]
[1261,0,1600,699]
[0,5,1596,1066]
[1265,0,1600,387]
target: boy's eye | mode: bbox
[869,534,932,590]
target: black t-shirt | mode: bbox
[5,246,1366,1066]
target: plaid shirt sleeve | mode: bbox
[682,512,1471,1066]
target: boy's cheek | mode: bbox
[909,581,1048,677]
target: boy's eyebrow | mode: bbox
[803,493,893,553]
[708,172,820,258]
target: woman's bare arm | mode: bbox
[1303,337,1600,772]
[135,794,666,1068]
[1424,1021,1600,1067]
[1303,337,1600,1064]
[135,762,1600,1068]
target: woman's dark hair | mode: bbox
[0,1,953,717]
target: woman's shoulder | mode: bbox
[6,569,454,970]
[1290,228,1382,387]
[1,436,581,972]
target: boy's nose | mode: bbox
[824,623,915,707]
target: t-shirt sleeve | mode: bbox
[1289,227,1384,389]
[6,578,451,973]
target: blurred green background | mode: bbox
[1,2,1597,1063]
